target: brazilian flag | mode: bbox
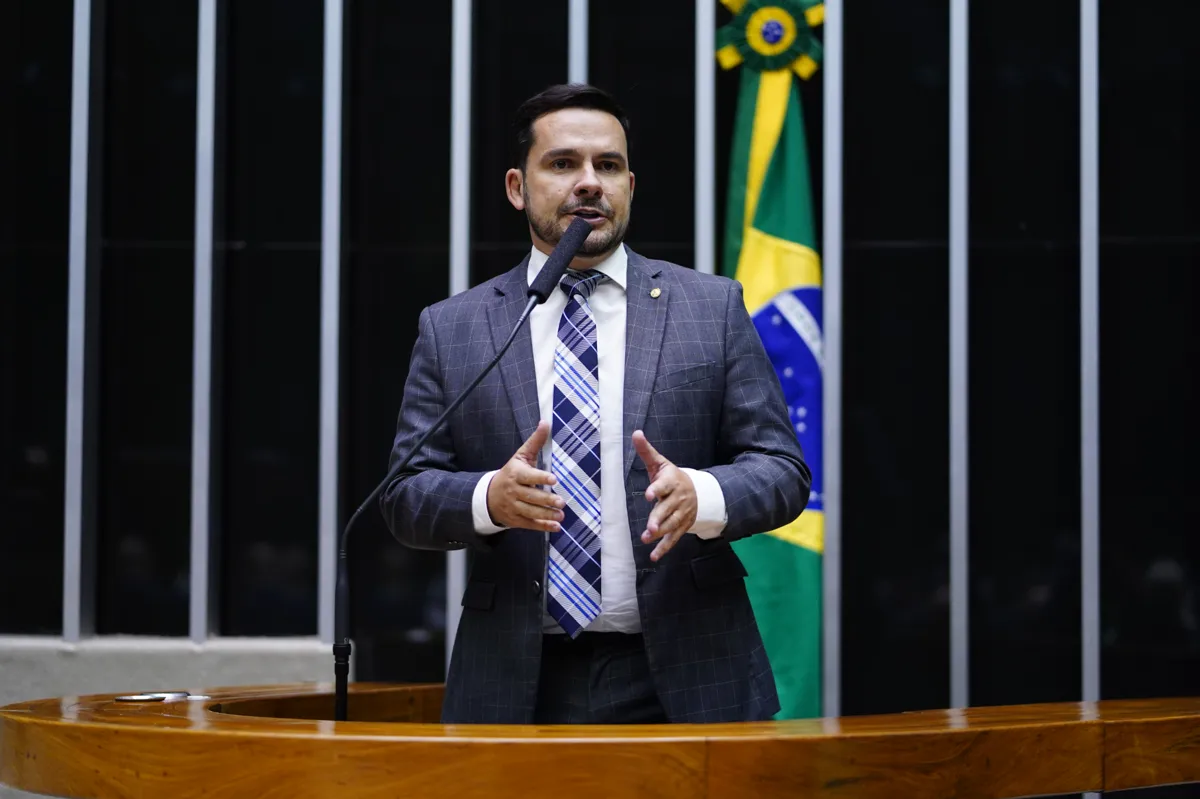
[717,0,824,719]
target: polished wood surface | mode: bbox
[3,683,1198,798]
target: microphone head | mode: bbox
[527,216,595,303]
[558,214,595,249]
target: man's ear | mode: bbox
[505,168,525,210]
[629,170,636,201]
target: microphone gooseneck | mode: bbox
[333,216,593,722]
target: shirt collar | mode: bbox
[527,242,628,293]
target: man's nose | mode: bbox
[574,165,602,197]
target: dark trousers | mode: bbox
[533,632,668,724]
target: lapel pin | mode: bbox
[650,287,661,299]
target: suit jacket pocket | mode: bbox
[691,547,748,589]
[461,580,496,610]
[654,362,718,392]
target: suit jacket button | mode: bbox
[532,580,541,596]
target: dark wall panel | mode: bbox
[589,0,695,267]
[1099,0,1200,733]
[0,1,72,634]
[342,0,452,681]
[214,0,323,637]
[95,0,196,636]
[967,0,1082,708]
[469,1,567,285]
[840,0,950,715]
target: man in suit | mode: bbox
[381,84,810,725]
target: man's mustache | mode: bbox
[561,201,611,217]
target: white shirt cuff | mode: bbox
[471,470,507,535]
[681,467,727,539]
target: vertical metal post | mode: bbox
[949,0,970,709]
[190,0,218,644]
[64,0,95,644]
[568,0,588,84]
[694,0,716,276]
[318,0,345,646]
[1080,0,1100,709]
[446,0,473,670]
[821,0,844,718]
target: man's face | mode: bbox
[506,108,635,264]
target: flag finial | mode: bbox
[716,1,824,79]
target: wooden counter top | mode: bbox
[3,683,1198,797]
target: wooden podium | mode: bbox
[3,683,1198,798]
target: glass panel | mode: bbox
[588,0,695,266]
[968,254,1081,705]
[470,0,567,285]
[967,0,1081,707]
[840,0,951,715]
[214,0,323,636]
[342,0,452,681]
[842,249,950,714]
[0,2,72,634]
[1100,0,1200,725]
[95,0,196,636]
[96,252,194,635]
[1099,246,1200,779]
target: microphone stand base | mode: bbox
[333,641,351,721]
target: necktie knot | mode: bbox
[559,269,605,301]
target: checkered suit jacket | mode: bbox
[380,249,811,724]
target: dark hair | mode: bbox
[513,83,631,172]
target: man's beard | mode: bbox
[524,191,628,257]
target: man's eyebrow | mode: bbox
[541,148,627,165]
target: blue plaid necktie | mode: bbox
[548,269,605,637]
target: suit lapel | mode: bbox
[487,259,541,443]
[622,251,668,479]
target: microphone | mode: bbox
[332,216,593,722]
[526,215,594,302]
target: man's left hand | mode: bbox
[633,430,697,562]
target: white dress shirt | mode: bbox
[470,243,727,633]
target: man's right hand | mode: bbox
[486,421,564,532]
